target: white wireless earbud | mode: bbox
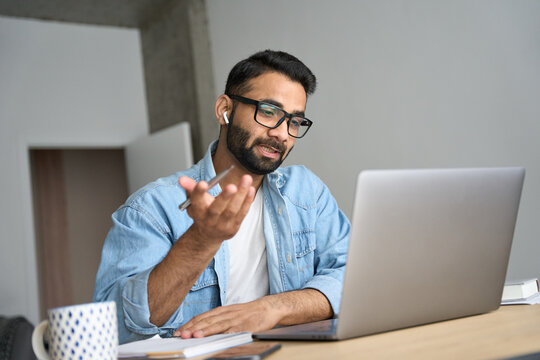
[223,111,229,124]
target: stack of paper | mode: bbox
[501,278,540,305]
[118,332,253,359]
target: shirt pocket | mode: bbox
[293,229,316,286]
[190,265,218,291]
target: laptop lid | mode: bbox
[254,167,524,341]
[336,167,524,339]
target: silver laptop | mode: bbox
[254,167,525,340]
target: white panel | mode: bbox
[0,16,147,324]
[125,122,193,193]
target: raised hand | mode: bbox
[178,174,256,245]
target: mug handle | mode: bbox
[32,320,51,360]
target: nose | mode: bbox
[267,118,290,143]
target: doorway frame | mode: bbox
[19,136,134,323]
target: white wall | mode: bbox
[206,1,540,281]
[0,16,148,323]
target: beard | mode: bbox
[226,122,291,175]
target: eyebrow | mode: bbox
[260,98,306,117]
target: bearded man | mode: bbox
[94,50,350,344]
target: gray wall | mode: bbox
[206,0,540,281]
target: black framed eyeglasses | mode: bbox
[229,95,313,138]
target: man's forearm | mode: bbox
[262,288,334,326]
[148,174,255,327]
[148,226,221,327]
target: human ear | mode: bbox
[215,95,232,126]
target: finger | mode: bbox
[223,175,254,216]
[235,185,256,220]
[178,329,192,339]
[175,320,197,338]
[193,329,205,338]
[176,319,215,338]
[174,321,193,338]
[186,309,233,332]
[174,307,229,337]
[191,180,209,198]
[178,176,197,193]
[189,316,238,337]
[203,184,238,224]
[186,181,212,217]
[177,307,239,336]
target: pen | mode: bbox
[178,165,235,211]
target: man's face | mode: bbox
[226,72,307,175]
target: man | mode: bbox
[94,50,350,344]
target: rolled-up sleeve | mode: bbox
[93,204,182,344]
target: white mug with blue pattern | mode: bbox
[32,301,118,360]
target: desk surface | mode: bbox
[269,305,540,360]
[197,305,540,360]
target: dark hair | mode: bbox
[224,50,317,97]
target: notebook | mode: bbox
[118,332,252,358]
[254,167,525,340]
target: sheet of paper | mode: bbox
[501,292,540,305]
[118,333,252,358]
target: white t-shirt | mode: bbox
[225,188,269,305]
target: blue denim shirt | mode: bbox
[93,141,350,344]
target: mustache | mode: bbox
[251,138,287,154]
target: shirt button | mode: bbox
[278,207,282,215]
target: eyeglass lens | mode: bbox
[257,103,309,138]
